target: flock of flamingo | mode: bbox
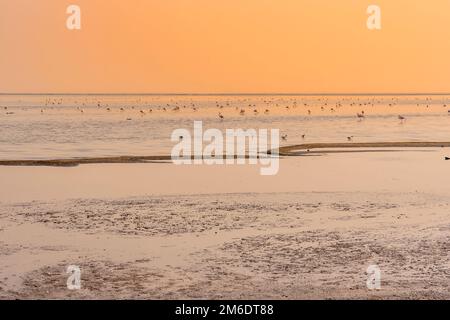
[2,96,449,123]
[2,95,450,159]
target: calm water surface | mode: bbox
[1,94,450,160]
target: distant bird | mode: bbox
[357,112,365,119]
[281,134,288,141]
[445,157,450,160]
[218,113,224,120]
[398,115,406,122]
[347,136,354,141]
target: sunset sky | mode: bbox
[1,0,450,94]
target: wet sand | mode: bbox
[1,150,450,299]
[1,192,449,299]
[279,141,450,154]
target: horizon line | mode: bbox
[1,92,450,96]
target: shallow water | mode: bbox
[1,148,449,202]
[1,94,450,160]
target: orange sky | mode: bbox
[1,0,450,94]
